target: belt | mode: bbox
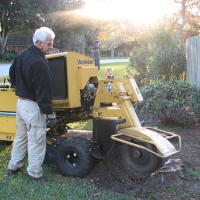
[19,97,33,101]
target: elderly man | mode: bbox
[8,27,56,182]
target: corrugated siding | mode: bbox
[186,36,200,88]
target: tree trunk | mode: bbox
[111,48,114,58]
[0,28,8,54]
[175,0,186,43]
[82,33,85,55]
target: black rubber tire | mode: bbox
[123,140,161,174]
[56,137,94,177]
[0,140,12,145]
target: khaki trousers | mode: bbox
[8,98,46,178]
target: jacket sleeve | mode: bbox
[9,59,16,86]
[31,60,53,115]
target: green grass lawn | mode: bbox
[100,57,128,60]
[98,62,128,80]
[0,76,9,83]
[0,144,131,199]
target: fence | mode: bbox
[186,36,200,88]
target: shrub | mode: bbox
[135,78,200,126]
[0,53,3,60]
[100,49,110,57]
[3,51,16,61]
[127,27,186,87]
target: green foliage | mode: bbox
[3,51,16,61]
[0,0,84,54]
[101,49,111,57]
[0,54,4,60]
[127,27,186,87]
[68,121,93,131]
[135,78,200,126]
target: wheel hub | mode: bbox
[65,151,79,167]
[123,142,159,174]
[133,150,141,158]
[131,147,148,162]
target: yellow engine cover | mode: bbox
[0,87,18,141]
[0,112,16,141]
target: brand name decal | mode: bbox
[53,102,68,107]
[77,59,93,65]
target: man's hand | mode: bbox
[47,113,56,128]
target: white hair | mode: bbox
[33,27,55,45]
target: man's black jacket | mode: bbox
[9,44,53,115]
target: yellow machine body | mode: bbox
[0,88,18,141]
[46,52,98,109]
[0,52,181,173]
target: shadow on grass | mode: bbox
[0,142,12,151]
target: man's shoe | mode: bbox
[7,168,24,176]
[28,176,49,183]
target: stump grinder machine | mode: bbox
[0,52,181,177]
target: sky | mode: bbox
[80,0,171,24]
